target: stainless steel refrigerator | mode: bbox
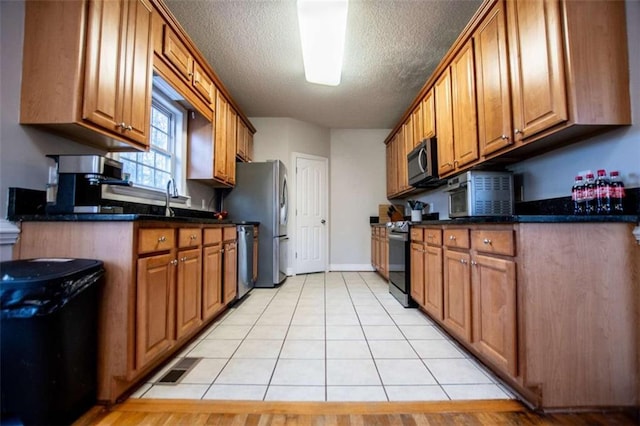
[224,160,288,287]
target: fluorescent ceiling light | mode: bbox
[297,0,349,86]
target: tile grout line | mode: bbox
[344,272,390,401]
[263,274,306,400]
[200,287,279,400]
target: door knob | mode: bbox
[321,219,326,224]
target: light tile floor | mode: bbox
[130,272,517,402]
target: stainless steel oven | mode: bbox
[387,224,413,307]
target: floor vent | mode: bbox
[157,357,201,384]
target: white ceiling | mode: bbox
[163,0,482,129]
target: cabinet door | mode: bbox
[397,126,408,193]
[435,69,455,176]
[84,0,151,146]
[508,0,567,142]
[472,254,517,376]
[246,131,254,162]
[475,0,513,156]
[192,61,215,105]
[162,26,194,83]
[136,253,175,369]
[214,92,228,182]
[371,229,376,269]
[120,0,153,145]
[176,248,202,339]
[381,231,389,279]
[424,245,444,321]
[226,107,237,185]
[443,249,472,342]
[451,40,479,168]
[410,242,425,306]
[223,241,238,304]
[412,102,423,148]
[236,119,246,159]
[83,0,125,135]
[386,136,400,198]
[202,244,223,321]
[422,89,436,139]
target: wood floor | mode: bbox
[74,399,638,425]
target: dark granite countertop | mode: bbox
[411,214,639,225]
[9,213,261,226]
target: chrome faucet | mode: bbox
[165,178,178,217]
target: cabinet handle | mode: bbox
[190,235,197,240]
[471,260,477,266]
[125,125,133,131]
[427,235,433,239]
[220,249,225,253]
[460,258,467,264]
[501,135,509,140]
[449,235,456,240]
[514,129,522,135]
[483,238,492,245]
[158,236,167,242]
[118,122,126,129]
[170,259,178,266]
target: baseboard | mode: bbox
[329,264,375,272]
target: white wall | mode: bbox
[248,117,331,274]
[330,129,388,270]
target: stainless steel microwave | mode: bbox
[407,138,442,187]
[446,171,514,217]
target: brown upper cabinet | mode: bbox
[386,0,631,190]
[20,0,154,151]
[435,39,480,178]
[159,24,215,106]
[450,40,480,172]
[474,0,513,157]
[434,69,455,176]
[236,118,254,162]
[422,89,436,139]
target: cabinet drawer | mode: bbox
[423,228,442,246]
[203,227,222,245]
[223,226,237,241]
[138,228,175,254]
[192,61,214,104]
[410,228,424,242]
[162,26,193,83]
[472,229,515,256]
[178,228,201,248]
[443,228,470,249]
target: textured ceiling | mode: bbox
[163,0,483,129]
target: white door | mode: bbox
[295,155,328,274]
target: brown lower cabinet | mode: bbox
[14,220,238,403]
[409,222,639,410]
[222,226,238,304]
[371,225,388,279]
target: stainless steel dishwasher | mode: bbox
[236,225,255,299]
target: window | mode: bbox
[120,99,176,191]
[106,86,187,203]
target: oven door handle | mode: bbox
[388,233,408,242]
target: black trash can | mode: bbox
[0,258,104,426]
